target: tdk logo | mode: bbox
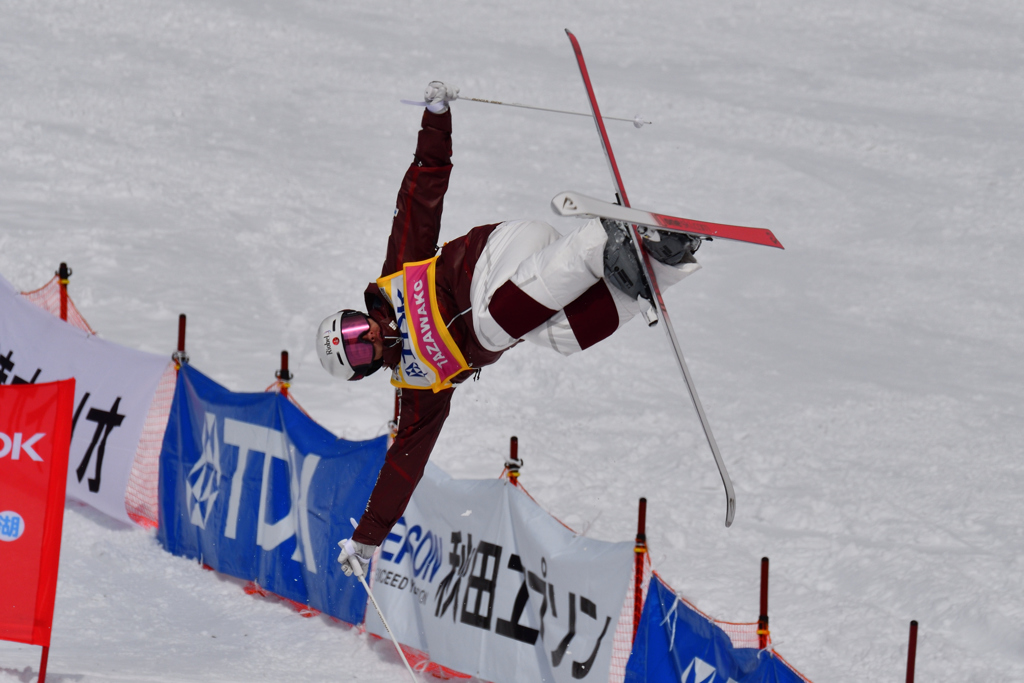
[0,510,26,542]
[0,432,45,461]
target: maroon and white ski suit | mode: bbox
[351,109,697,546]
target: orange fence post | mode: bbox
[57,262,70,321]
[506,436,521,485]
[758,557,770,648]
[172,314,189,369]
[633,497,647,643]
[906,620,918,683]
[275,350,292,397]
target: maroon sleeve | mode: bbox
[352,387,454,546]
[351,110,456,547]
[380,109,454,277]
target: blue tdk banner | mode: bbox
[626,576,806,683]
[157,365,387,625]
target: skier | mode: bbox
[323,82,702,575]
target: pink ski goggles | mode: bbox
[334,310,375,370]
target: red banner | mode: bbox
[0,380,74,647]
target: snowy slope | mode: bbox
[2,0,1023,680]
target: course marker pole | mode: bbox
[275,351,292,397]
[38,646,49,683]
[57,262,70,322]
[758,558,770,649]
[633,497,647,643]
[507,436,521,485]
[173,314,189,369]
[906,620,918,683]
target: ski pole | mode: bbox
[401,97,651,128]
[347,519,418,681]
[348,555,419,682]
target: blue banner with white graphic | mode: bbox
[626,575,806,683]
[157,365,387,625]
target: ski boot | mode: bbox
[642,229,701,266]
[602,219,651,302]
[602,219,702,302]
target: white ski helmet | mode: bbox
[316,310,382,381]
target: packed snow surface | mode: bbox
[2,0,1023,680]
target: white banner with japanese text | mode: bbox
[0,274,168,523]
[364,463,633,683]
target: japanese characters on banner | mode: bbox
[0,380,74,647]
[0,274,169,524]
[364,465,634,683]
[157,365,388,625]
[626,576,805,683]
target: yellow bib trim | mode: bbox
[377,257,471,392]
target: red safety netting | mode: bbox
[20,275,96,335]
[609,550,652,683]
[125,361,177,528]
[717,619,763,651]
[19,275,173,529]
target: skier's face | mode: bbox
[364,317,385,361]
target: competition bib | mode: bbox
[377,257,471,392]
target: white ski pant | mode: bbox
[470,219,700,355]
